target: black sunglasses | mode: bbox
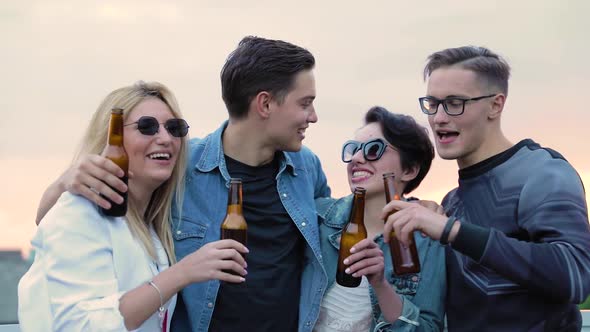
[124,116,189,138]
[342,138,394,163]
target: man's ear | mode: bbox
[488,93,506,120]
[253,91,272,119]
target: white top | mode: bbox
[314,276,373,332]
[18,192,176,332]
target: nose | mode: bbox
[350,148,366,163]
[308,107,318,123]
[432,104,450,125]
[154,125,173,144]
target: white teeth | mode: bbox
[352,171,372,178]
[148,153,170,160]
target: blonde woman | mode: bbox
[18,81,248,332]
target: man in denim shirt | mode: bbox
[171,36,330,332]
[36,36,331,331]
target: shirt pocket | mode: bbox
[172,217,209,260]
[388,273,420,298]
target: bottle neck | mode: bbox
[383,177,401,203]
[108,113,124,146]
[349,192,365,225]
[226,181,243,214]
[226,204,243,215]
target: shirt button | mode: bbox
[301,222,306,227]
[176,230,181,235]
[306,321,311,327]
[208,302,213,308]
[282,193,288,198]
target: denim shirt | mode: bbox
[316,196,446,332]
[170,122,331,332]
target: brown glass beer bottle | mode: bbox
[383,173,420,275]
[220,178,248,275]
[100,108,129,217]
[336,187,367,287]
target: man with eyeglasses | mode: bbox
[383,46,590,331]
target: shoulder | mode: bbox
[518,143,584,196]
[511,143,586,218]
[38,192,116,239]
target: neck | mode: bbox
[363,194,388,239]
[223,118,277,166]
[128,182,156,218]
[458,129,513,169]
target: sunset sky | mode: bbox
[1,1,589,253]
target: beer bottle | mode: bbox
[220,178,248,275]
[100,108,129,217]
[383,173,420,275]
[336,187,367,287]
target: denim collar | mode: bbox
[194,121,297,178]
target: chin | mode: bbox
[284,141,303,152]
[150,172,174,185]
[436,147,460,161]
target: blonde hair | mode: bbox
[74,81,186,263]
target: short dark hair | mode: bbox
[365,106,434,194]
[220,36,315,119]
[423,46,511,95]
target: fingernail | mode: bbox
[343,259,349,265]
[345,268,350,274]
[240,277,245,282]
[350,247,356,253]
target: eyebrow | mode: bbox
[298,95,316,102]
[427,94,469,99]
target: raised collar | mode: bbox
[316,195,353,228]
[194,121,297,176]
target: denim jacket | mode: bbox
[170,122,331,332]
[316,196,446,332]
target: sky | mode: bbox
[1,0,589,253]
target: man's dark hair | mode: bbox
[423,46,511,95]
[365,106,434,195]
[220,36,315,119]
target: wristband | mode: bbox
[439,216,457,245]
